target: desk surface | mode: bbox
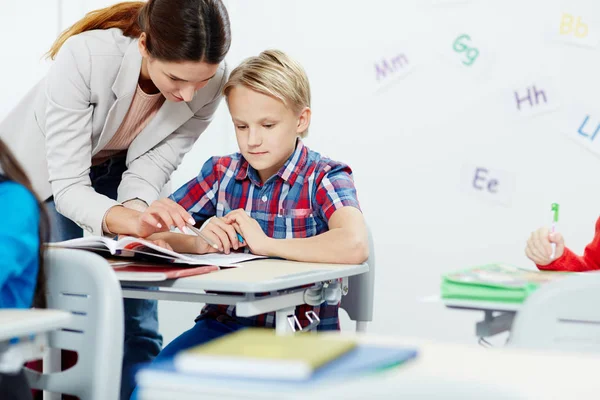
[121,259,368,293]
[0,309,72,341]
[138,334,600,399]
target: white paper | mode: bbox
[176,252,266,267]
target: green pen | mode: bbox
[550,203,560,259]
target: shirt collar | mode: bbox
[235,139,307,186]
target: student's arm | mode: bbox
[526,217,600,272]
[226,162,369,264]
[0,183,39,307]
[226,206,368,264]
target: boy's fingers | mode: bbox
[201,229,224,252]
[210,219,239,249]
[208,225,232,254]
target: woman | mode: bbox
[0,138,49,400]
[0,1,231,398]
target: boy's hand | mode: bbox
[224,209,271,255]
[138,199,195,237]
[197,217,245,254]
[525,227,565,266]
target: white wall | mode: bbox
[221,0,600,343]
[3,0,600,346]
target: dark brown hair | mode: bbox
[0,139,49,308]
[47,0,231,64]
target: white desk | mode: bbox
[136,334,600,399]
[0,309,72,373]
[120,259,369,334]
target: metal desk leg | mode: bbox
[43,347,61,400]
[476,311,515,338]
[275,307,296,335]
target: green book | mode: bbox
[441,263,568,303]
[174,328,357,380]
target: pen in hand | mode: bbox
[221,199,245,243]
[185,223,219,251]
[550,203,560,260]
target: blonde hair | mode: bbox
[223,49,311,137]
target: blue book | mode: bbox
[136,344,418,393]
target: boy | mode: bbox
[136,49,368,357]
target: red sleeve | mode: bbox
[538,217,600,272]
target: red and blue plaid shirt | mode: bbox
[170,139,361,331]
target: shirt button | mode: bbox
[261,195,268,202]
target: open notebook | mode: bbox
[47,236,265,267]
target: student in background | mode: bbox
[129,49,368,398]
[525,222,600,271]
[0,138,49,400]
[0,1,231,397]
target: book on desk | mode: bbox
[47,235,267,281]
[135,328,418,396]
[441,263,570,303]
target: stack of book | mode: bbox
[135,328,418,398]
[441,263,570,303]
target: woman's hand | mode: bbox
[525,227,565,266]
[138,198,195,237]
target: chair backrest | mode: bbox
[508,271,600,352]
[25,248,124,399]
[340,225,375,332]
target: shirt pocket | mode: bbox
[273,208,318,238]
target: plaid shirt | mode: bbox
[170,139,361,331]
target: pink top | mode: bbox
[93,84,165,165]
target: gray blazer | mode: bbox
[0,29,228,236]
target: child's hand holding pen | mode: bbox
[525,204,565,266]
[190,216,245,254]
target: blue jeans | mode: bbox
[44,155,163,400]
[130,316,245,400]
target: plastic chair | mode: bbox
[340,226,375,332]
[508,271,600,352]
[25,248,124,399]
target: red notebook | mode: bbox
[109,261,219,282]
